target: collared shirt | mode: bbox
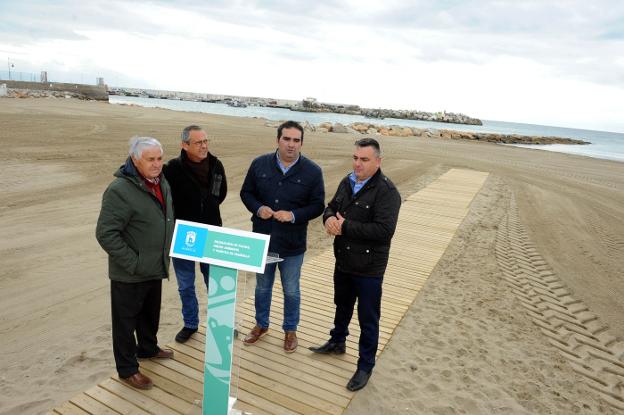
[256,151,300,222]
[349,171,372,195]
[276,151,300,175]
[143,176,164,208]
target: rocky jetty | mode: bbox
[360,108,482,125]
[421,128,590,145]
[291,99,482,126]
[4,89,98,100]
[264,120,590,145]
[2,81,109,101]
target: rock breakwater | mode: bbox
[1,81,109,101]
[292,100,482,125]
[264,120,590,145]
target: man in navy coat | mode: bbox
[240,120,325,353]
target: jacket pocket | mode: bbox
[135,251,164,277]
[211,174,223,198]
[347,199,374,221]
[253,172,276,202]
[335,242,374,274]
[285,176,312,203]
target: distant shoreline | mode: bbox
[107,86,483,126]
[109,96,591,146]
[4,82,623,160]
[108,95,624,163]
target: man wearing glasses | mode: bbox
[163,125,227,343]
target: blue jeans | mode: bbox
[330,269,383,373]
[254,253,304,332]
[172,257,210,330]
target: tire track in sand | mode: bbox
[495,196,624,410]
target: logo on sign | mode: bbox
[185,231,196,247]
[173,224,207,258]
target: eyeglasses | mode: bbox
[189,139,209,146]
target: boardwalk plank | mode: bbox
[54,401,89,415]
[239,377,337,415]
[70,393,121,414]
[83,386,150,415]
[237,389,297,415]
[139,359,203,393]
[140,367,202,404]
[99,378,182,415]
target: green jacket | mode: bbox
[96,158,175,283]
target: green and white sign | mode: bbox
[170,220,270,415]
[171,219,270,273]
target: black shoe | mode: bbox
[346,369,372,391]
[175,327,197,343]
[308,340,346,354]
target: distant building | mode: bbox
[302,97,318,108]
[40,71,48,83]
[97,77,105,87]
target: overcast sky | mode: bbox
[1,1,623,132]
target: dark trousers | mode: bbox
[330,268,383,373]
[111,279,162,378]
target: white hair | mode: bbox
[128,136,163,159]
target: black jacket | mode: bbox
[163,150,227,226]
[240,152,325,256]
[323,169,401,277]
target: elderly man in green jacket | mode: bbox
[96,136,175,390]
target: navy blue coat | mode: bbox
[240,152,325,257]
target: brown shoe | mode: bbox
[243,325,268,345]
[284,331,298,353]
[138,348,174,360]
[153,348,174,359]
[120,372,153,390]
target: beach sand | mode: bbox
[1,98,623,414]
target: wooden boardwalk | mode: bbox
[51,168,488,415]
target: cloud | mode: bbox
[0,2,146,41]
[1,0,623,131]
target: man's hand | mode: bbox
[258,206,274,219]
[325,212,345,236]
[325,216,339,235]
[273,210,294,223]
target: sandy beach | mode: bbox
[1,98,623,414]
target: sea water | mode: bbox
[109,96,624,162]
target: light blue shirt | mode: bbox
[276,151,300,174]
[349,171,371,195]
[257,152,300,222]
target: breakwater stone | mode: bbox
[2,80,108,101]
[263,120,590,145]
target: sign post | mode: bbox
[170,220,270,415]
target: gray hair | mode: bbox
[181,125,204,143]
[128,136,163,159]
[355,137,382,158]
